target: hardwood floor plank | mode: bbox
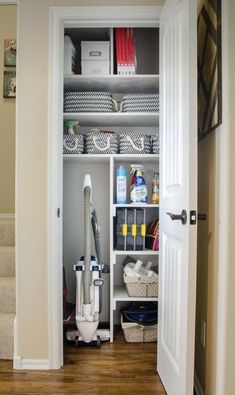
[0,332,166,394]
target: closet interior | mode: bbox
[62,26,160,345]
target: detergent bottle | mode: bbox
[116,166,127,204]
[130,164,148,203]
[151,172,159,204]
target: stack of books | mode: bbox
[115,28,136,75]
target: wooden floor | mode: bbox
[0,332,166,395]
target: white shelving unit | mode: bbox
[64,112,159,127]
[64,74,159,93]
[63,26,160,343]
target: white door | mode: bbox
[158,0,197,394]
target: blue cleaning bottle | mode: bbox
[116,166,127,204]
[130,164,148,203]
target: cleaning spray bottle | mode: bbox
[65,120,79,135]
[130,164,148,203]
[116,166,127,204]
[151,172,159,204]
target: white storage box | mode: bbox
[64,35,76,74]
[81,60,110,75]
[81,41,110,60]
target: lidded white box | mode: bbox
[81,60,110,75]
[81,41,110,61]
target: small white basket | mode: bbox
[121,314,157,342]
[123,273,158,297]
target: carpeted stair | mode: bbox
[0,218,15,360]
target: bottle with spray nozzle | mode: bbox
[130,164,148,203]
[151,172,159,204]
[65,120,79,135]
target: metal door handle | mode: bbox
[166,209,187,225]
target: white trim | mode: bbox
[48,5,162,370]
[13,357,49,370]
[0,214,15,219]
[194,374,205,395]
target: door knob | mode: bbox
[166,210,187,225]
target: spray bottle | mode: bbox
[151,172,159,204]
[130,164,147,203]
[116,166,127,204]
[65,120,79,135]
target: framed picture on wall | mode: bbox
[3,71,16,98]
[198,0,222,141]
[4,39,16,67]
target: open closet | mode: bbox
[48,3,197,394]
[63,26,160,343]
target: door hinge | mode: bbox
[57,208,61,218]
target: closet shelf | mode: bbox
[113,250,159,256]
[113,204,159,209]
[63,112,159,127]
[64,74,159,93]
[63,154,159,162]
[113,285,158,303]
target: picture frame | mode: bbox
[3,70,16,98]
[4,39,16,67]
[198,0,222,141]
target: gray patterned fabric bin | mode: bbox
[63,134,84,154]
[119,133,151,154]
[152,134,160,154]
[64,91,117,113]
[85,130,118,154]
[120,93,159,113]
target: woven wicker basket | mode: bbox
[123,273,158,297]
[121,315,157,342]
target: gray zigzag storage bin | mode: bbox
[119,133,151,154]
[152,135,160,154]
[64,91,117,113]
[85,131,118,154]
[63,134,84,154]
[120,93,159,113]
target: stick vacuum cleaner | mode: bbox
[73,175,105,346]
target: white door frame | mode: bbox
[48,5,162,369]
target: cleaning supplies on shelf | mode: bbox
[145,220,159,251]
[130,164,148,203]
[123,259,157,279]
[116,166,127,204]
[123,259,158,297]
[63,121,84,154]
[151,172,159,204]
[115,208,146,250]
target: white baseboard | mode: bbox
[194,373,205,395]
[13,356,50,370]
[0,214,15,220]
